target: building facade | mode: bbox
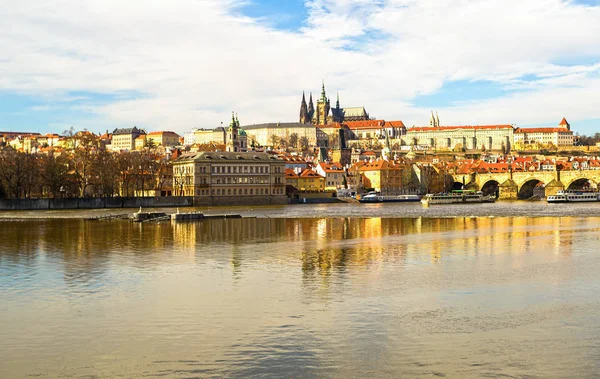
[111,127,147,151]
[514,118,574,149]
[172,151,286,205]
[186,127,227,146]
[242,122,328,148]
[406,125,515,151]
[146,131,181,147]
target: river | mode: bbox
[1,204,600,378]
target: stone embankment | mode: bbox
[0,196,194,210]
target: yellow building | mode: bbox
[357,159,405,193]
[146,131,181,147]
[242,123,328,148]
[111,126,147,151]
[315,162,346,191]
[298,169,325,191]
[172,151,286,205]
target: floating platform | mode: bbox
[170,212,242,222]
[132,211,168,222]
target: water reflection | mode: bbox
[1,216,599,378]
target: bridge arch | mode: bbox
[481,180,500,197]
[565,177,597,191]
[518,179,545,199]
[452,181,464,190]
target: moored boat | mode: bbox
[358,193,421,203]
[421,190,495,205]
[547,190,600,203]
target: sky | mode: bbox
[1,0,600,135]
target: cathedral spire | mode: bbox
[336,92,340,109]
[300,91,308,123]
[320,80,326,101]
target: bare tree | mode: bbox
[40,151,72,197]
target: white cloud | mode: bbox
[1,0,600,133]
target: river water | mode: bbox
[2,203,600,378]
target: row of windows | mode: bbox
[195,188,285,196]
[174,165,284,175]
[213,177,272,184]
[212,165,274,174]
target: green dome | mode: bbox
[238,128,247,137]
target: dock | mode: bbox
[133,208,242,222]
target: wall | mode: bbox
[0,196,194,210]
[192,195,288,206]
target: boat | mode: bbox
[420,190,496,205]
[358,193,421,203]
[547,190,600,203]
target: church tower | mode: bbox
[299,92,308,124]
[429,111,439,127]
[226,111,239,152]
[315,81,331,125]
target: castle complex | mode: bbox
[299,82,369,125]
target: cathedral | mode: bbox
[299,82,369,125]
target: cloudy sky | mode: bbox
[1,0,600,135]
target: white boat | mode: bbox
[359,193,421,203]
[421,190,496,205]
[547,190,600,203]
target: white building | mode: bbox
[514,118,573,149]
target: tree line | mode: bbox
[0,134,171,199]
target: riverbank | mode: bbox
[2,200,600,220]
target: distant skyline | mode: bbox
[1,0,600,135]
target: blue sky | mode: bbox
[1,0,600,135]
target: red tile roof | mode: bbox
[344,120,385,129]
[300,169,323,178]
[515,127,572,133]
[285,169,299,178]
[559,118,569,126]
[385,120,406,128]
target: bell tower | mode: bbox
[226,111,239,152]
[316,81,331,125]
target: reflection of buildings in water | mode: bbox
[230,248,243,278]
[171,222,197,261]
[316,218,328,239]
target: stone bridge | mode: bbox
[452,170,600,199]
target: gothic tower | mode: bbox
[315,81,331,125]
[429,111,439,127]
[332,92,343,122]
[299,92,308,124]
